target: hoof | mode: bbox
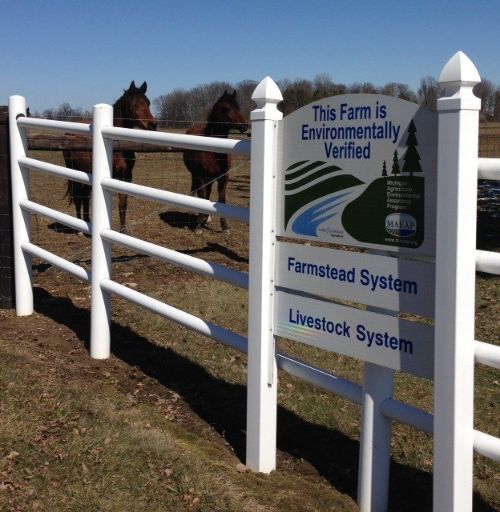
[191,224,203,234]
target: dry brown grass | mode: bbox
[0,138,498,511]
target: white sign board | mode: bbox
[276,241,435,317]
[275,290,434,379]
[277,94,438,256]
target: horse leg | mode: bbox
[74,200,81,221]
[116,160,133,234]
[118,193,128,233]
[72,183,85,235]
[74,196,82,219]
[190,174,209,232]
[203,182,214,226]
[217,175,229,232]
[82,184,91,224]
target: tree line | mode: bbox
[37,74,500,126]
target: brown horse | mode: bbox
[183,90,248,232]
[64,81,156,233]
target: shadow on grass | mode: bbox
[33,254,150,275]
[33,287,495,512]
[180,242,248,264]
[159,211,196,230]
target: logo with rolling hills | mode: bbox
[284,160,364,236]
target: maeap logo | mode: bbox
[385,213,417,238]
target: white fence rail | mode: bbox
[8,52,500,511]
[101,228,248,289]
[101,177,250,222]
[19,156,92,183]
[17,115,91,134]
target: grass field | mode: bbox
[0,133,498,511]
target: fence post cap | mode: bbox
[437,51,481,111]
[438,51,480,86]
[93,103,113,111]
[252,77,283,107]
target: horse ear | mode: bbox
[129,80,136,91]
[139,81,147,93]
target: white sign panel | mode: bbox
[277,94,438,256]
[276,242,435,317]
[275,290,434,380]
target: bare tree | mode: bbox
[347,82,379,94]
[417,76,441,111]
[493,89,500,122]
[152,74,500,123]
[280,79,314,115]
[312,73,346,99]
[381,82,417,102]
[154,88,192,129]
[42,103,84,121]
[474,78,497,121]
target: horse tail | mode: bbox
[62,149,75,205]
[64,180,75,205]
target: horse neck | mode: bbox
[112,101,136,161]
[113,99,133,128]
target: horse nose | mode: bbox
[149,120,157,131]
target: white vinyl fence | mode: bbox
[8,51,500,512]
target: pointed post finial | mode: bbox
[251,77,283,120]
[438,51,481,110]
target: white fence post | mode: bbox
[8,95,32,316]
[434,51,480,511]
[358,363,394,511]
[90,104,113,359]
[246,77,283,473]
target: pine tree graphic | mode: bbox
[402,120,423,177]
[381,160,387,177]
[391,150,400,176]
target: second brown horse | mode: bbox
[64,81,156,233]
[183,90,248,232]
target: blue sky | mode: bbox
[1,0,499,114]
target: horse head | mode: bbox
[208,90,248,135]
[114,80,157,131]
